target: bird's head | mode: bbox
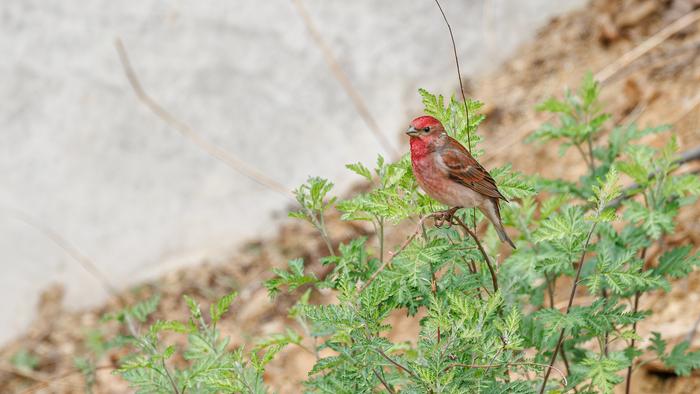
[406,116,445,141]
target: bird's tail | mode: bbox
[479,199,516,249]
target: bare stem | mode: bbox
[586,135,596,174]
[539,223,597,394]
[575,143,593,171]
[625,247,648,394]
[452,216,498,293]
[290,0,398,159]
[114,38,290,199]
[544,272,555,309]
[315,212,335,256]
[360,215,432,292]
[379,217,385,263]
[432,0,471,152]
[602,288,610,357]
[373,368,395,394]
[375,348,418,380]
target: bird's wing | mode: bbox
[438,136,507,201]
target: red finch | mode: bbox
[407,115,516,248]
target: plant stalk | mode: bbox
[624,247,648,394]
[539,223,597,394]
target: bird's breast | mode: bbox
[412,155,484,208]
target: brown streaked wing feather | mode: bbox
[439,137,507,201]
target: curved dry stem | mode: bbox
[538,223,597,394]
[289,0,398,159]
[114,38,291,199]
[451,216,499,293]
[433,0,472,152]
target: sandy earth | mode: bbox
[2,0,700,393]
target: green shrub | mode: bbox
[103,74,700,393]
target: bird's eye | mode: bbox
[423,127,430,132]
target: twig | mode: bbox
[289,0,398,159]
[359,215,432,292]
[560,346,572,381]
[8,209,118,296]
[373,368,396,394]
[162,359,181,394]
[431,267,440,343]
[113,39,291,199]
[433,0,479,233]
[625,247,648,394]
[539,223,597,394]
[452,216,498,293]
[544,272,555,308]
[602,288,610,357]
[594,9,700,83]
[375,348,418,380]
[433,0,471,152]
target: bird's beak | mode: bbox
[406,125,418,136]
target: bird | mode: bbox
[406,115,516,248]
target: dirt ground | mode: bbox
[2,0,700,392]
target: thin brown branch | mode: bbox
[602,288,610,357]
[373,368,396,394]
[360,215,432,292]
[539,223,597,394]
[113,38,291,199]
[289,0,398,159]
[9,209,118,296]
[162,359,181,394]
[544,272,555,308]
[452,216,498,293]
[625,247,648,394]
[559,346,572,380]
[431,268,440,343]
[375,348,418,380]
[433,0,472,152]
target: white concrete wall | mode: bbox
[0,0,584,344]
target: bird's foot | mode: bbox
[433,207,461,228]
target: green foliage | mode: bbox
[290,177,337,253]
[265,258,318,298]
[11,349,39,371]
[649,332,700,376]
[104,75,700,393]
[99,292,305,393]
